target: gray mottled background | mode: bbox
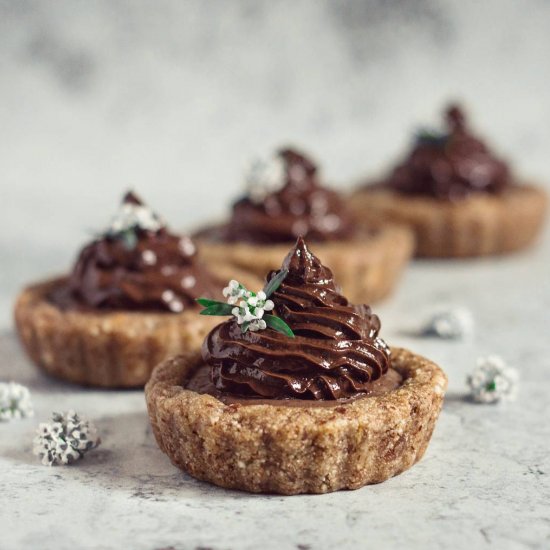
[1,0,550,323]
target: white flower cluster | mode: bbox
[245,154,286,204]
[0,382,34,421]
[33,410,100,466]
[421,307,474,339]
[223,280,274,332]
[467,355,518,404]
[108,201,163,234]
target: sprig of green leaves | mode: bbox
[196,270,294,338]
[415,128,449,148]
[263,268,288,298]
[198,301,234,316]
[263,314,294,337]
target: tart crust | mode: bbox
[349,185,547,258]
[13,277,230,388]
[145,347,447,495]
[196,224,414,303]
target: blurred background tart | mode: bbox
[349,105,547,257]
[14,192,260,388]
[194,147,414,303]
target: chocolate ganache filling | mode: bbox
[384,105,511,200]
[202,237,393,400]
[60,192,218,312]
[224,148,355,244]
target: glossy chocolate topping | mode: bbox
[202,237,392,400]
[63,192,218,312]
[384,105,511,200]
[224,148,355,243]
[186,363,402,407]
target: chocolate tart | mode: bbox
[349,105,547,258]
[196,148,413,302]
[15,277,220,387]
[14,193,261,388]
[145,238,447,494]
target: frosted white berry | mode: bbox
[467,356,518,404]
[0,382,34,421]
[33,410,100,466]
[421,307,474,339]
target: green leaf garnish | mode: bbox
[196,276,295,339]
[263,269,288,298]
[196,298,224,308]
[415,128,448,148]
[199,303,235,316]
[263,314,295,338]
[120,228,138,250]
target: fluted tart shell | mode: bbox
[348,185,547,258]
[196,224,414,304]
[14,272,259,388]
[145,347,447,495]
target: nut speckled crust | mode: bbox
[14,277,226,388]
[145,348,447,495]
[349,185,547,258]
[197,225,414,304]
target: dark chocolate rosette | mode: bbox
[225,148,355,243]
[386,105,511,200]
[68,192,218,312]
[202,237,391,399]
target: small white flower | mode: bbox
[467,355,518,404]
[248,319,267,332]
[33,410,100,466]
[223,279,280,332]
[421,307,474,339]
[245,154,287,204]
[0,382,34,421]
[243,306,256,322]
[223,280,239,296]
[107,201,163,236]
[223,280,247,305]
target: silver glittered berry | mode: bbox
[467,355,518,404]
[33,410,101,466]
[0,382,34,421]
[421,307,474,339]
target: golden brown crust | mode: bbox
[14,277,222,388]
[145,347,447,495]
[349,185,547,258]
[196,225,414,303]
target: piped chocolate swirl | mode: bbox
[223,148,355,244]
[384,105,511,200]
[202,237,393,400]
[54,192,219,313]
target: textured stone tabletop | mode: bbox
[1,229,549,550]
